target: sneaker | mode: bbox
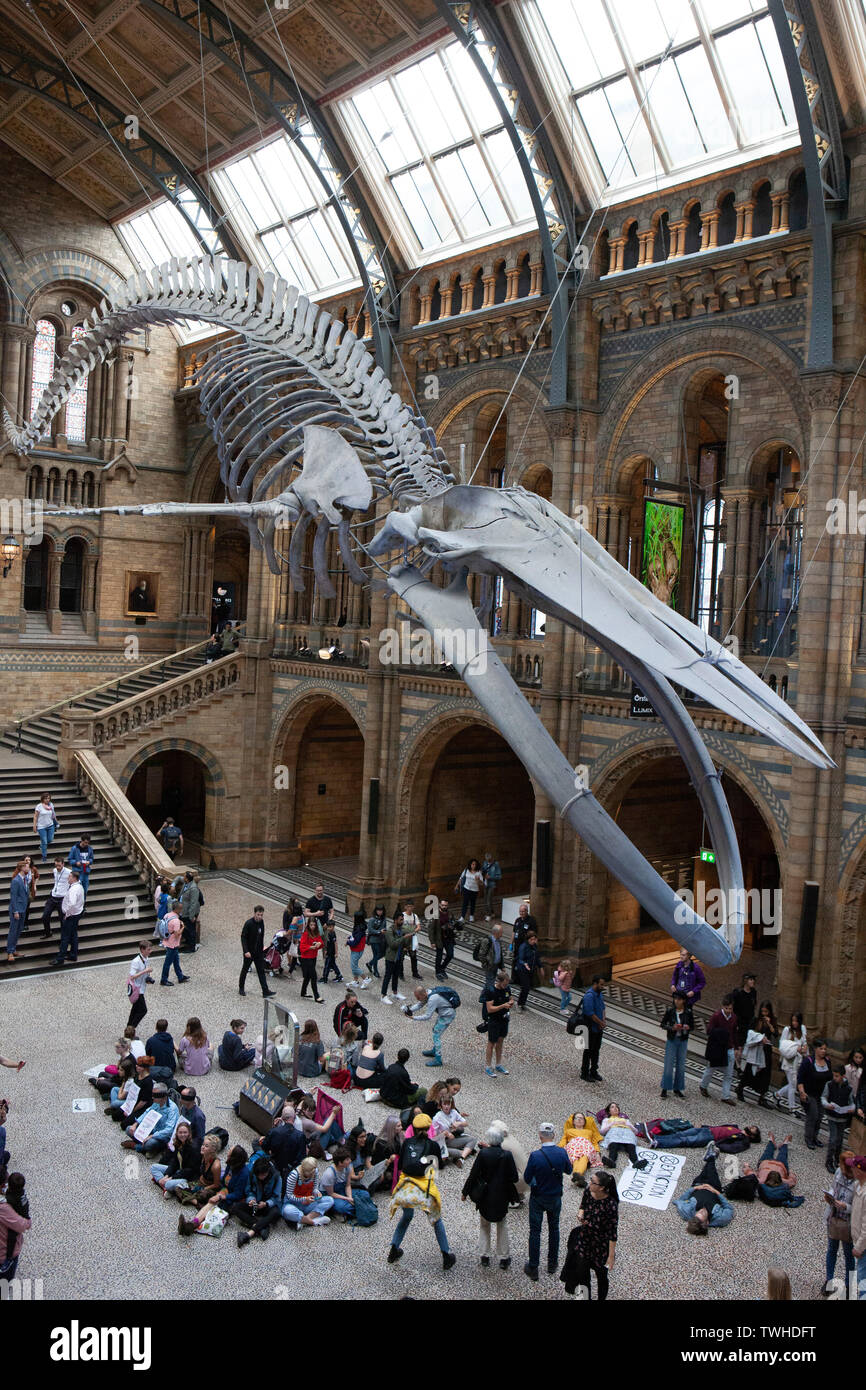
[382,996,392,1005]
[395,992,406,1000]
[422,1049,436,1057]
[263,990,277,999]
[699,1086,709,1099]
[480,1255,491,1267]
[674,1090,685,1098]
[311,1215,330,1226]
[523,1262,539,1282]
[660,1089,668,1098]
[499,1258,511,1270]
[720,1097,735,1107]
[358,981,370,990]
[547,1259,558,1275]
[387,1245,403,1264]
[485,1066,497,1077]
[425,1058,443,1067]
[178,976,191,983]
[634,1158,649,1171]
[237,1230,251,1247]
[494,1065,509,1074]
[442,1251,456,1271]
[468,916,474,923]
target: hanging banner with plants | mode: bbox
[640,498,684,609]
[631,498,685,717]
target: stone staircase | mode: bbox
[0,763,152,977]
[1,652,204,764]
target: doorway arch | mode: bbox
[399,718,534,904]
[273,695,365,866]
[124,749,210,864]
[593,750,781,965]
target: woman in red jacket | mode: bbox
[299,921,325,1003]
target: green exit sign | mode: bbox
[700,848,716,864]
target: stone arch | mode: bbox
[834,839,866,1044]
[16,252,127,322]
[394,707,535,900]
[269,690,366,865]
[576,732,787,962]
[429,370,552,445]
[119,738,226,863]
[746,436,805,489]
[596,325,809,494]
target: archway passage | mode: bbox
[127,750,207,864]
[291,702,364,866]
[23,536,50,611]
[59,537,84,613]
[420,725,534,909]
[602,753,779,992]
[212,523,249,624]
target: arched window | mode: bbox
[517,253,531,298]
[717,192,736,246]
[652,212,670,262]
[64,325,89,444]
[29,318,56,423]
[684,202,702,254]
[82,471,95,506]
[471,267,484,311]
[430,280,442,321]
[622,221,640,270]
[493,260,507,305]
[751,448,802,659]
[27,466,43,501]
[788,169,808,231]
[753,181,773,237]
[449,275,462,317]
[698,497,725,637]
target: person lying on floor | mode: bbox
[559,1111,603,1188]
[723,1133,804,1208]
[640,1120,762,1152]
[673,1145,735,1233]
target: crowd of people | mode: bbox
[4,836,866,1299]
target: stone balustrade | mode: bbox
[73,748,176,895]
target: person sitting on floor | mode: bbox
[261,1107,306,1192]
[178,1146,250,1237]
[176,1133,223,1215]
[429,1091,478,1167]
[673,1146,736,1233]
[297,1094,343,1156]
[282,1157,335,1228]
[599,1104,648,1171]
[559,1111,604,1188]
[120,1083,179,1156]
[354,1032,386,1089]
[723,1133,805,1208]
[218,1019,255,1071]
[320,1145,357,1220]
[379,1048,427,1110]
[150,1121,201,1199]
[233,1155,282,1247]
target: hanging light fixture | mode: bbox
[1,535,19,579]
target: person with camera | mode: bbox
[480,969,514,1078]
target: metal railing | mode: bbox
[8,638,211,751]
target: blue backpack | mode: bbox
[349,1188,378,1227]
[432,986,461,1010]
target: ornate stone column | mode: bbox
[701,209,720,250]
[770,191,790,234]
[47,549,62,635]
[667,220,687,259]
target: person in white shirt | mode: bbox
[41,857,71,939]
[52,870,84,967]
[32,792,57,862]
[127,942,155,1028]
[401,901,423,980]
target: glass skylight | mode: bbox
[521,0,798,200]
[339,41,536,261]
[211,132,360,298]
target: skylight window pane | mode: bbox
[700,0,763,29]
[577,85,635,180]
[398,54,471,154]
[292,213,346,285]
[674,44,734,152]
[351,83,420,171]
[605,77,657,176]
[611,0,697,63]
[221,159,280,229]
[436,146,505,235]
[261,227,312,293]
[151,201,200,257]
[446,44,501,131]
[255,141,316,218]
[715,21,786,141]
[536,0,623,88]
[484,129,535,220]
[754,15,795,126]
[641,59,705,164]
[391,167,455,249]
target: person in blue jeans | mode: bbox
[659,992,693,1098]
[387,1116,455,1270]
[320,1147,356,1219]
[68,835,94,900]
[523,1122,571,1281]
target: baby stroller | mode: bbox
[264,930,291,975]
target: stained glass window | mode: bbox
[65,325,88,445]
[29,318,55,424]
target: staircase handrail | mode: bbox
[73,749,178,895]
[7,638,211,749]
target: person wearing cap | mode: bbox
[851,1155,866,1299]
[121,1083,179,1155]
[523,1122,571,1282]
[387,1112,456,1271]
[176,1087,206,1146]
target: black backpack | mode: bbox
[565,1000,585,1034]
[205,1125,230,1151]
[431,986,461,1009]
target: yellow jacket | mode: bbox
[560,1112,602,1152]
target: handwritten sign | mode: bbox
[617,1147,684,1210]
[120,1081,140,1118]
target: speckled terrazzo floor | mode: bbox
[0,877,842,1301]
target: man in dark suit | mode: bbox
[239,905,276,999]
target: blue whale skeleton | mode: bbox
[4,256,833,967]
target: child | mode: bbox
[321,923,343,984]
[553,958,575,1013]
[821,1064,855,1173]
